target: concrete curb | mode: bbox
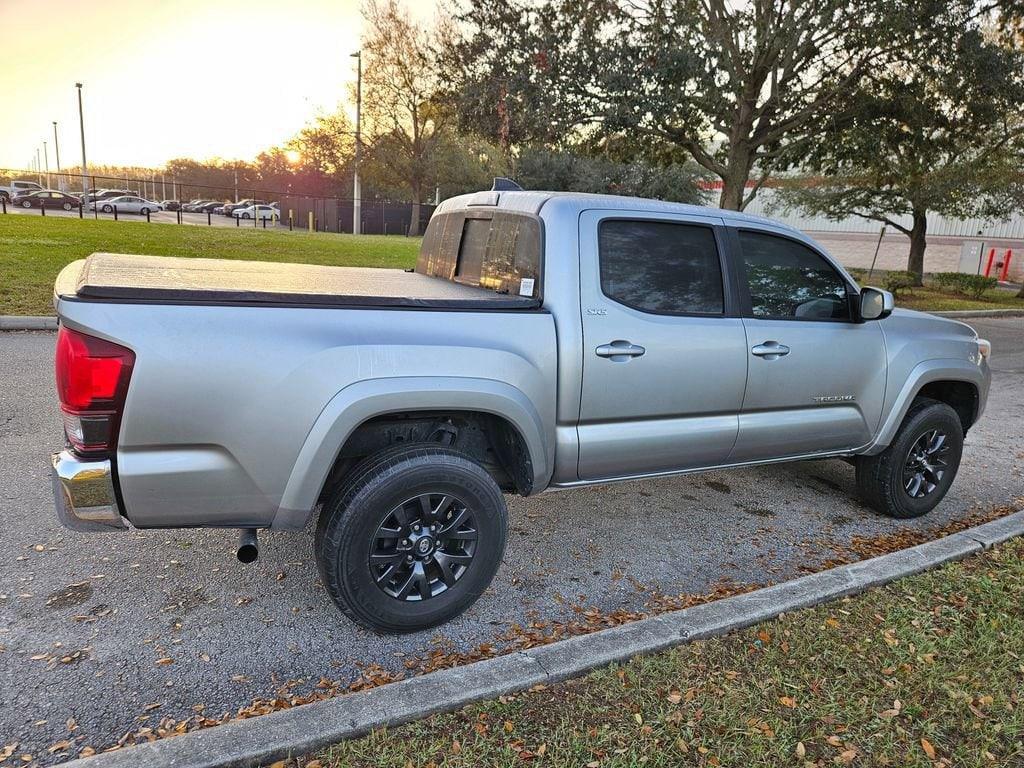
[933,308,1024,318]
[59,509,1024,768]
[0,315,56,330]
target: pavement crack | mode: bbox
[521,650,552,678]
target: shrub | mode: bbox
[933,272,997,300]
[885,270,919,297]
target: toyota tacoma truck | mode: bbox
[50,188,992,633]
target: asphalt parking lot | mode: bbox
[2,204,273,229]
[1,317,1022,763]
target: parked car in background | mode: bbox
[48,187,991,633]
[180,199,206,212]
[223,199,266,216]
[11,189,82,210]
[90,195,162,215]
[233,203,277,220]
[196,201,225,213]
[81,189,133,204]
[0,179,44,202]
[161,200,181,211]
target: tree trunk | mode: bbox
[717,166,748,211]
[716,146,755,211]
[906,210,927,285]
[408,181,423,237]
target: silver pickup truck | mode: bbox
[50,189,992,632]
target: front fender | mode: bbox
[862,358,989,455]
[273,376,551,529]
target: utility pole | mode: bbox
[43,141,50,188]
[52,122,62,189]
[36,148,42,185]
[76,83,88,195]
[351,50,362,235]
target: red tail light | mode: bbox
[55,326,135,456]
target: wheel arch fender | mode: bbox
[273,376,551,529]
[863,358,986,455]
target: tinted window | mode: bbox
[455,218,489,282]
[738,231,850,320]
[599,220,723,314]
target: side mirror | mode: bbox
[860,287,894,321]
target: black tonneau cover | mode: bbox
[57,253,540,310]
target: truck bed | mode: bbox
[55,253,541,310]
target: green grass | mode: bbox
[316,538,1024,767]
[0,215,420,315]
[895,286,1024,312]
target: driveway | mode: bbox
[1,317,1021,763]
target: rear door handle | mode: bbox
[596,340,646,361]
[751,341,790,359]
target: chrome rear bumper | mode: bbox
[51,450,127,531]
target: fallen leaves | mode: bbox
[921,737,937,759]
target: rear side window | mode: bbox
[598,220,724,315]
[738,231,850,320]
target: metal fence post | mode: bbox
[113,205,118,221]
[78,203,83,219]
[146,209,151,223]
[207,211,212,226]
[40,203,45,217]
[1,198,6,214]
[235,215,240,227]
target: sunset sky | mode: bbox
[0,0,435,172]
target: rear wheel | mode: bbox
[315,444,508,633]
[856,398,963,519]
[21,200,32,209]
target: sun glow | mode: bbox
[285,149,302,165]
[0,0,372,170]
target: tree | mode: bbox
[516,146,707,203]
[773,24,1024,282]
[285,110,355,197]
[360,0,450,235]
[444,0,944,211]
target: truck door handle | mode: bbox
[751,341,790,359]
[596,340,646,361]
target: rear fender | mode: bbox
[273,376,550,529]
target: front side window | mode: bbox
[599,220,724,315]
[738,231,850,320]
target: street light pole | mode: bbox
[75,83,88,196]
[52,122,62,190]
[36,148,42,185]
[43,141,50,188]
[351,50,362,236]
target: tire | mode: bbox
[315,444,508,633]
[856,398,963,519]
[62,202,72,211]
[242,212,250,219]
[21,200,32,209]
[101,204,113,213]
[140,207,150,215]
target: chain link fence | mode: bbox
[0,168,433,236]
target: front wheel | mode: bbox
[140,207,151,215]
[315,444,508,633]
[241,212,250,219]
[62,202,73,211]
[101,204,113,213]
[21,200,32,209]
[856,398,964,519]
